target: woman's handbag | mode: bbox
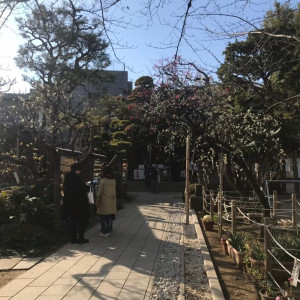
[87,186,94,204]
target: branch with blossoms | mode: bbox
[144,57,285,214]
[152,56,212,88]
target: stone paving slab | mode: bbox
[90,279,124,300]
[12,257,42,270]
[10,286,46,300]
[18,264,53,279]
[39,284,73,297]
[0,258,22,271]
[36,296,62,300]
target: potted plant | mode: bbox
[227,233,247,268]
[220,236,228,255]
[259,280,283,300]
[281,277,300,300]
[245,267,265,300]
[202,215,214,231]
[246,240,265,269]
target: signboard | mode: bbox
[134,169,145,180]
[285,158,294,178]
[14,172,20,185]
[291,258,300,287]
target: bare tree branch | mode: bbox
[174,0,192,60]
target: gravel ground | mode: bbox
[183,216,212,300]
[150,200,212,300]
[150,203,182,300]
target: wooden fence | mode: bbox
[200,186,300,293]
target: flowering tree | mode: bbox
[145,57,284,214]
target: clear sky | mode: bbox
[0,0,299,93]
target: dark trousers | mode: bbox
[100,214,113,234]
[150,180,157,193]
[70,214,87,241]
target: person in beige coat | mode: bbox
[96,166,117,237]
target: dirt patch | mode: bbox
[203,228,256,299]
[0,270,25,289]
[197,213,259,300]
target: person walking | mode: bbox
[150,167,158,193]
[96,166,117,237]
[63,163,90,244]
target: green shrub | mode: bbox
[246,240,265,260]
[0,184,55,229]
[271,230,300,262]
[228,233,247,252]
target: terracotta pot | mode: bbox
[259,289,281,300]
[226,240,233,259]
[253,282,262,300]
[203,221,214,231]
[221,238,229,255]
[249,257,264,269]
[231,247,246,268]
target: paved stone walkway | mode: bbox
[0,258,43,272]
[0,192,184,300]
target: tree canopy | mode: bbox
[15,0,110,90]
[217,2,300,153]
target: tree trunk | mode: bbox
[239,161,270,217]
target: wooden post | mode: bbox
[253,163,259,199]
[202,186,206,212]
[292,194,296,227]
[219,153,223,236]
[273,190,277,223]
[231,200,236,235]
[217,193,220,233]
[210,190,214,219]
[148,144,152,167]
[16,125,20,159]
[53,148,61,231]
[264,217,271,277]
[185,134,191,225]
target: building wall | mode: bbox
[73,70,133,98]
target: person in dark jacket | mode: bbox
[63,163,89,244]
[150,167,158,193]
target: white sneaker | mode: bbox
[104,233,110,237]
[99,232,105,237]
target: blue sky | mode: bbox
[0,0,299,92]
